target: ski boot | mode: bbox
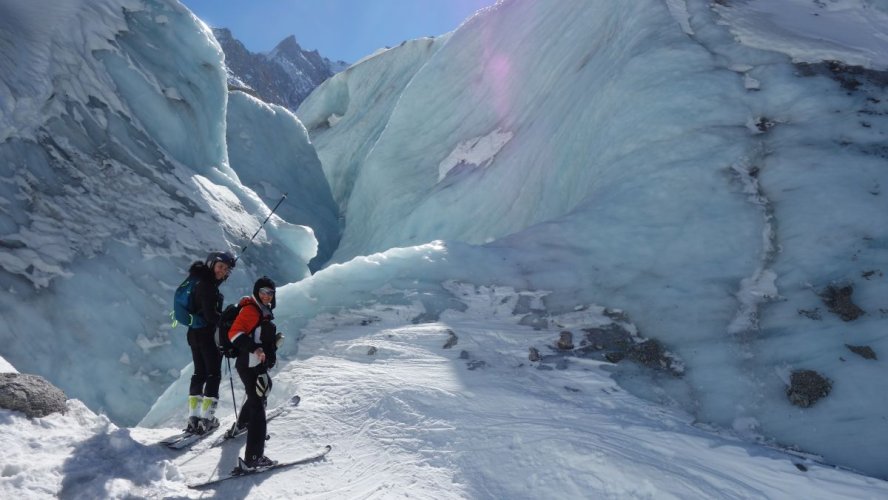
[185,416,200,434]
[198,416,219,434]
[233,455,277,474]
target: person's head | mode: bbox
[205,251,236,282]
[253,276,276,309]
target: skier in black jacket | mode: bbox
[186,251,236,434]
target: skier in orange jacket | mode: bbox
[227,276,280,471]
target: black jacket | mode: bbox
[188,262,223,332]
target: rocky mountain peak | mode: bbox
[211,28,347,112]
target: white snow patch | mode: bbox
[0,355,17,373]
[665,0,694,35]
[438,129,513,181]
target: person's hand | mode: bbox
[254,347,266,364]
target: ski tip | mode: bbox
[158,432,191,446]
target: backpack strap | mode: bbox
[244,301,263,334]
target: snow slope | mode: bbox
[4,292,888,498]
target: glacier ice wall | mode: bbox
[297,0,888,477]
[297,35,449,209]
[225,91,339,272]
[0,0,319,424]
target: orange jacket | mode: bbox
[228,296,263,345]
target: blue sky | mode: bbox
[179,0,497,63]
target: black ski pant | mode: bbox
[236,363,271,462]
[187,328,221,398]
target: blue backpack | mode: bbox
[171,275,208,329]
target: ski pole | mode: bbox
[227,357,239,423]
[236,193,288,262]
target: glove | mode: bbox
[275,332,285,348]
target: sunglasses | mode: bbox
[259,287,275,296]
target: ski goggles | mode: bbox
[258,287,275,296]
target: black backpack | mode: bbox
[217,302,260,358]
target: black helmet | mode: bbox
[206,251,237,270]
[253,276,276,310]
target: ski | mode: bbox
[158,431,191,446]
[160,420,221,450]
[209,395,299,448]
[160,395,300,450]
[187,445,332,489]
